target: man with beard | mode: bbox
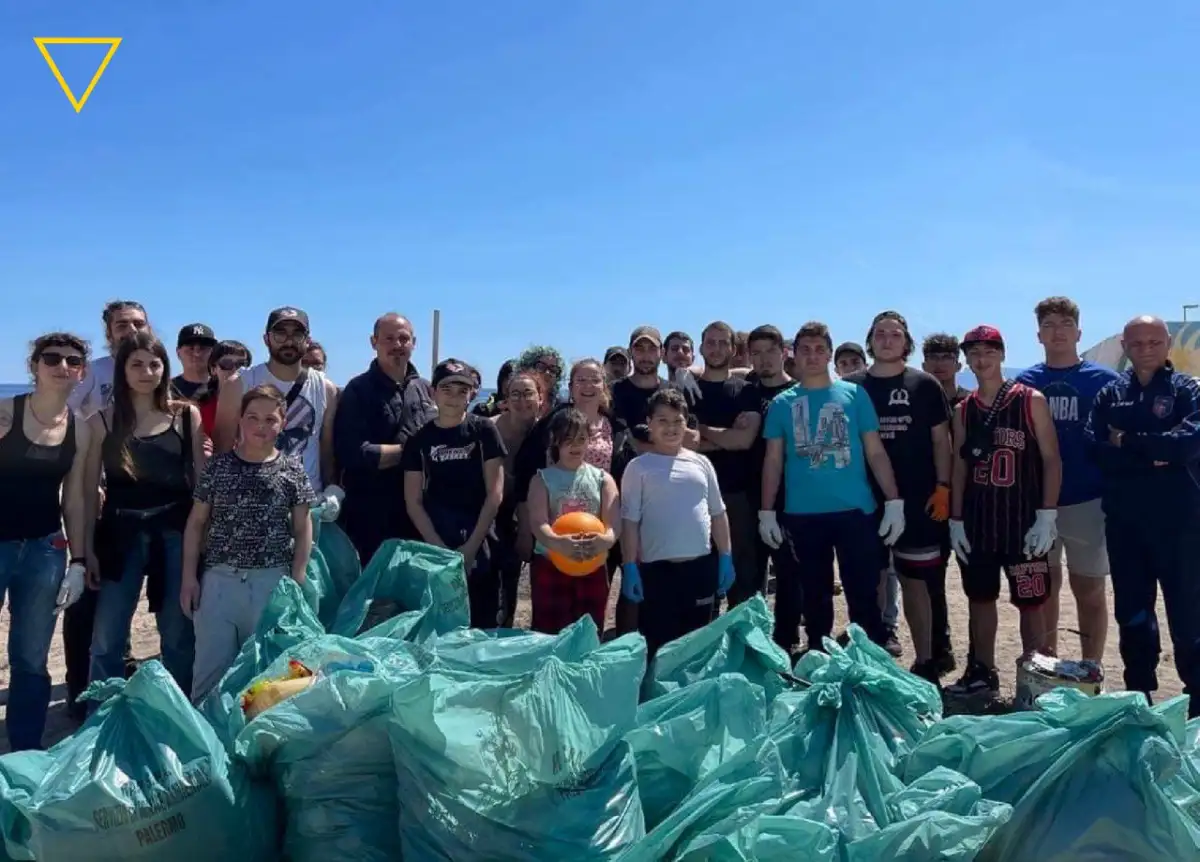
[948,326,1061,699]
[922,334,972,408]
[333,314,437,565]
[1017,297,1117,663]
[845,311,955,680]
[171,323,218,402]
[604,346,631,384]
[69,300,151,417]
[215,307,343,517]
[693,321,763,605]
[760,321,906,652]
[1086,315,1200,715]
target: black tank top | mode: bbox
[0,395,76,541]
[102,411,192,512]
[961,383,1043,555]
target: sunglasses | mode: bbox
[39,351,85,369]
[215,357,248,371]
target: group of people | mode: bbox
[1,294,1198,754]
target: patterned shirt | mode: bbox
[194,451,315,569]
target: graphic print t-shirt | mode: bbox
[400,415,507,517]
[844,368,949,502]
[1017,361,1119,506]
[763,379,879,515]
[194,451,316,569]
[67,355,116,418]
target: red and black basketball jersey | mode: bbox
[960,383,1044,554]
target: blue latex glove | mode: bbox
[621,562,644,603]
[717,553,735,597]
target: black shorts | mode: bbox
[960,551,1051,609]
[876,504,949,581]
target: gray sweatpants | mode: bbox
[191,563,287,702]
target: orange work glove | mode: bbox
[926,485,951,522]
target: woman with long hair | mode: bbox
[84,330,205,696]
[197,340,253,439]
[0,333,92,749]
[491,369,545,626]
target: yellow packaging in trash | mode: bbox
[241,660,315,719]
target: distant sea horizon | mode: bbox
[0,368,1021,403]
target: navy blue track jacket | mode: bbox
[1084,362,1200,517]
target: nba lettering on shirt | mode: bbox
[1047,393,1080,422]
[429,443,476,462]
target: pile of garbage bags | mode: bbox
[1,530,1199,861]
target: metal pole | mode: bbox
[1184,304,1198,322]
[431,309,441,367]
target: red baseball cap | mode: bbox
[961,325,1005,351]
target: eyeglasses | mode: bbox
[39,352,85,369]
[270,327,307,343]
[215,357,247,372]
[535,360,561,375]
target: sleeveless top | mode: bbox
[0,395,76,541]
[102,410,193,513]
[960,383,1044,555]
[241,364,329,493]
[534,463,605,555]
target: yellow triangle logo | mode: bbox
[34,37,122,113]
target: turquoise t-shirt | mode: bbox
[763,379,879,515]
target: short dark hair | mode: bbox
[30,332,89,368]
[208,339,252,372]
[241,383,286,416]
[648,386,689,418]
[793,321,833,351]
[922,333,960,356]
[701,321,735,343]
[1035,296,1080,324]
[497,359,516,393]
[664,331,693,352]
[547,408,590,463]
[747,325,785,351]
[865,310,914,360]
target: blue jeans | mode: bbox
[0,534,66,751]
[90,530,194,696]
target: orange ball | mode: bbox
[546,511,607,576]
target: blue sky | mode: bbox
[2,2,1200,384]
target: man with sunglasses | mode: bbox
[171,323,218,402]
[68,300,151,418]
[214,307,343,518]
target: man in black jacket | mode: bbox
[333,313,437,566]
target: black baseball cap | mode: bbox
[266,307,310,334]
[629,325,663,348]
[604,346,630,363]
[176,323,216,348]
[432,358,479,388]
[834,342,867,363]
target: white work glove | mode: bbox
[1023,509,1058,559]
[949,519,972,562]
[317,484,345,523]
[877,499,906,546]
[57,562,86,611]
[758,510,783,549]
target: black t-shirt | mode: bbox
[170,375,209,402]
[399,415,507,517]
[610,376,698,442]
[845,368,949,501]
[747,377,798,505]
[693,376,759,494]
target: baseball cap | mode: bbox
[961,325,1005,351]
[604,346,630,363]
[834,341,867,363]
[432,358,479,388]
[176,323,216,348]
[266,307,310,334]
[629,325,663,348]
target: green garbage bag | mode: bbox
[618,735,838,862]
[314,518,361,598]
[330,539,468,640]
[199,576,323,751]
[233,636,432,862]
[388,634,648,859]
[431,614,602,674]
[625,674,767,829]
[0,662,279,862]
[642,596,793,704]
[902,688,1200,861]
